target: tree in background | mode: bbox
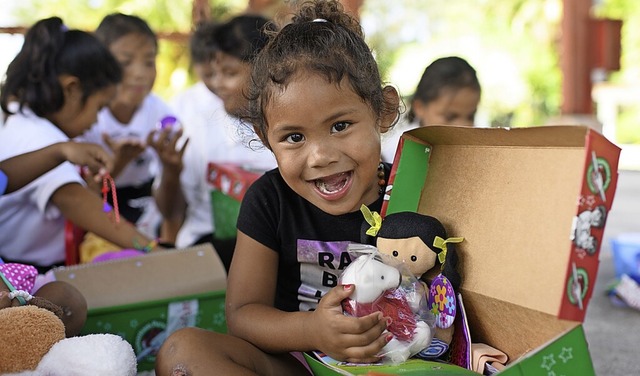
[5,0,639,133]
[361,0,562,127]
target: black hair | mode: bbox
[189,21,221,64]
[363,211,462,290]
[407,56,481,123]
[244,0,399,149]
[0,17,122,118]
[94,13,158,49]
[213,15,275,63]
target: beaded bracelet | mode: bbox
[0,271,29,305]
[9,290,33,302]
[134,238,159,253]
[142,239,158,253]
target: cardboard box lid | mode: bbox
[53,244,226,310]
[383,125,620,360]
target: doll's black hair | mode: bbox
[362,211,462,290]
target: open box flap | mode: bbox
[384,125,621,323]
[53,244,226,309]
[461,290,578,362]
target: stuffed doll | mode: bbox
[360,205,464,360]
[340,250,435,364]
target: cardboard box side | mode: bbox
[415,142,584,316]
[383,137,431,216]
[460,290,578,363]
[54,244,227,309]
[406,125,590,147]
[556,129,621,321]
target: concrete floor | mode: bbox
[583,169,640,375]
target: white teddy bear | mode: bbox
[340,251,434,364]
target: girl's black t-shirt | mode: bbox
[237,165,389,312]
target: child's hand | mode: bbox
[102,133,146,171]
[310,284,390,363]
[146,128,188,174]
[61,142,114,180]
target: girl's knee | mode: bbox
[156,327,203,376]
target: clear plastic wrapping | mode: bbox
[340,244,436,364]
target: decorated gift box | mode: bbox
[307,125,620,375]
[53,244,227,371]
[207,162,263,240]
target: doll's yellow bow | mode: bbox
[360,204,382,236]
[433,236,464,268]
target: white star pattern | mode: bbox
[541,354,556,371]
[559,347,573,363]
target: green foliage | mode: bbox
[616,106,640,143]
[362,0,563,127]
[593,0,640,145]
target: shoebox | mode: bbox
[207,162,262,240]
[307,125,621,375]
[384,125,620,374]
[53,243,227,371]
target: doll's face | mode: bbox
[376,236,437,278]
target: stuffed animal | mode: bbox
[361,206,464,360]
[25,333,138,376]
[0,304,66,374]
[340,251,434,364]
[0,266,137,375]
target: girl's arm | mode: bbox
[51,183,156,251]
[226,231,390,363]
[0,142,112,195]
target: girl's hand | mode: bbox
[309,284,390,363]
[146,128,188,174]
[61,142,114,180]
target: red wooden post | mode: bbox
[561,0,593,115]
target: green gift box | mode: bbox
[207,162,262,240]
[54,244,227,371]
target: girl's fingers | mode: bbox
[322,284,356,308]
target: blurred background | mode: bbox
[1,0,639,171]
[1,2,638,374]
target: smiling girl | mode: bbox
[78,13,175,239]
[155,1,401,374]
